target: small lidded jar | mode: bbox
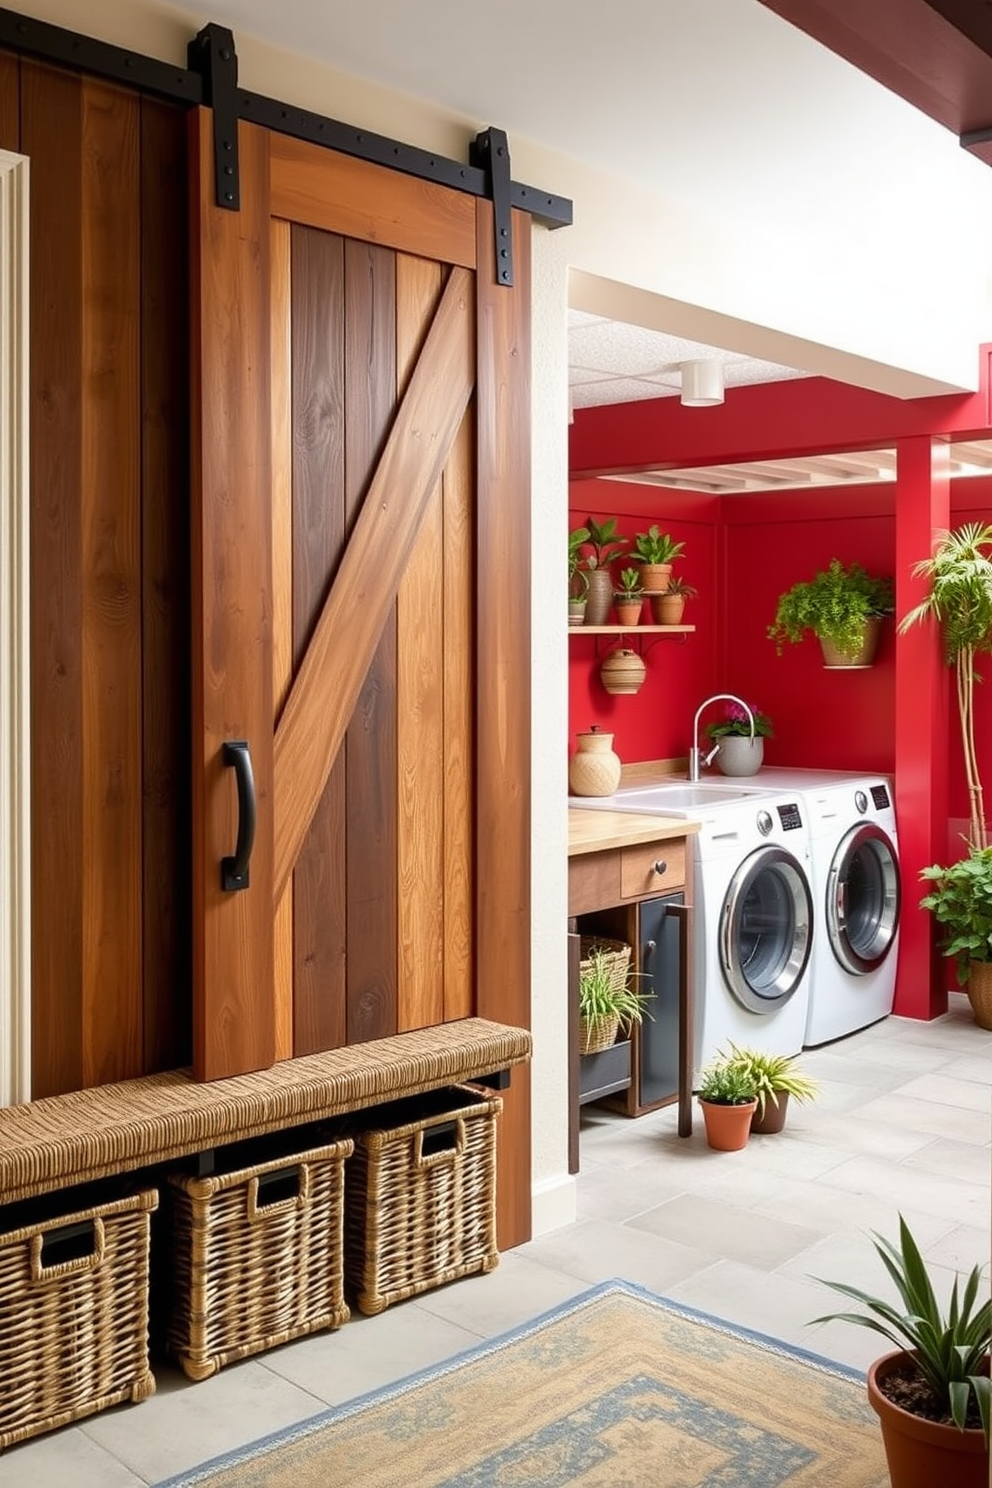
[568,725,622,797]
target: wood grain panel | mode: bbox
[270,134,476,270]
[397,255,445,1032]
[442,409,475,1021]
[270,217,293,1062]
[273,266,475,900]
[475,203,532,1250]
[23,61,84,1097]
[0,52,18,149]
[344,238,398,1046]
[190,110,275,1080]
[140,96,191,1074]
[290,223,347,1056]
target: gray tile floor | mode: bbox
[2,996,989,1486]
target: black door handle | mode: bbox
[221,740,255,892]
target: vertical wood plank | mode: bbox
[140,95,191,1073]
[396,257,445,1032]
[270,217,294,1062]
[291,224,347,1055]
[80,79,143,1087]
[443,409,475,1021]
[476,204,532,1249]
[190,110,275,1080]
[0,52,19,150]
[344,238,398,1045]
[23,61,84,1097]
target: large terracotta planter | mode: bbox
[698,1098,757,1151]
[868,1351,989,1488]
[966,960,992,1030]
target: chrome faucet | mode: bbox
[688,694,755,781]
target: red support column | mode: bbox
[894,437,950,1019]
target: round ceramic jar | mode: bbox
[568,727,622,796]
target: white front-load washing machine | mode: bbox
[747,769,901,1044]
[568,782,815,1073]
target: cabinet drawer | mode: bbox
[620,841,685,899]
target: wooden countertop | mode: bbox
[568,807,700,856]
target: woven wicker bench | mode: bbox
[0,1018,532,1204]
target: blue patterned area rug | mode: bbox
[153,1279,887,1487]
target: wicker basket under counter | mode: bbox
[0,1190,157,1450]
[167,1137,353,1380]
[344,1085,501,1316]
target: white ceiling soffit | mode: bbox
[599,440,992,495]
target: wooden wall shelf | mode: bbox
[569,625,694,635]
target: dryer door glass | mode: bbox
[720,847,813,1013]
[826,824,900,974]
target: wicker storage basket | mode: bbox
[578,1013,621,1055]
[578,936,631,1054]
[345,1085,501,1316]
[0,1190,157,1450]
[167,1138,353,1380]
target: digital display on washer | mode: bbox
[871,784,890,810]
[777,802,803,831]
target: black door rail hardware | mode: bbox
[0,6,572,266]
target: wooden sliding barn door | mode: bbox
[190,111,531,1243]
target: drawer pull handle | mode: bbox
[653,859,668,876]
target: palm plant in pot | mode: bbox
[629,525,685,595]
[704,701,773,777]
[722,1043,818,1133]
[581,516,628,625]
[695,1049,758,1151]
[812,1214,990,1488]
[919,846,992,1030]
[768,558,894,667]
[613,566,645,626]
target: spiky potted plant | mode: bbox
[812,1214,990,1488]
[722,1043,818,1133]
[613,566,645,626]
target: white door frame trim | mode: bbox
[0,149,30,1106]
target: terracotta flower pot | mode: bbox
[698,1097,757,1151]
[750,1090,789,1134]
[637,562,672,595]
[613,599,644,626]
[867,1351,989,1488]
[650,593,684,625]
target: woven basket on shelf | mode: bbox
[578,1013,621,1055]
[167,1138,353,1380]
[0,1190,158,1450]
[578,936,631,993]
[344,1084,501,1317]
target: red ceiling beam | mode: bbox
[758,0,992,164]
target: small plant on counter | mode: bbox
[768,559,894,658]
[629,525,685,567]
[704,701,774,740]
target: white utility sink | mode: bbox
[570,781,776,812]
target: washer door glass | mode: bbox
[720,846,813,1013]
[826,823,900,974]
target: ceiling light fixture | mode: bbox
[680,360,725,407]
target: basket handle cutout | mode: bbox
[30,1217,106,1283]
[247,1163,311,1221]
[415,1117,465,1167]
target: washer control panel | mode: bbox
[871,783,891,810]
[777,802,804,832]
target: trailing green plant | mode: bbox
[722,1043,817,1118]
[581,515,628,573]
[568,524,591,599]
[899,523,992,849]
[578,951,653,1031]
[919,846,992,985]
[812,1213,991,1441]
[614,566,644,598]
[695,1052,758,1106]
[768,559,894,658]
[704,701,774,740]
[629,525,685,567]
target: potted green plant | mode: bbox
[568,524,590,625]
[919,846,992,1030]
[651,575,697,625]
[613,566,645,626]
[578,947,653,1055]
[581,516,629,625]
[629,525,686,595]
[695,1051,758,1151]
[768,558,895,667]
[722,1042,818,1133]
[704,701,774,777]
[899,523,992,850]
[812,1214,990,1488]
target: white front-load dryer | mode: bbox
[748,769,900,1044]
[569,782,815,1073]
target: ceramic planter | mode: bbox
[966,960,992,1030]
[583,569,615,626]
[819,616,882,668]
[637,562,672,594]
[568,728,622,797]
[749,1090,789,1134]
[715,735,764,776]
[698,1097,757,1151]
[867,1351,989,1488]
